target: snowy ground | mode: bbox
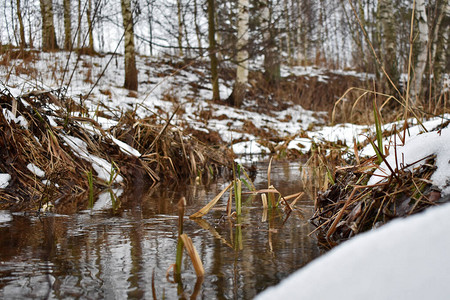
[256,201,450,300]
[1,51,450,189]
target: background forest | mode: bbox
[1,0,449,111]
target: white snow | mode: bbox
[287,137,312,153]
[62,135,123,183]
[368,124,450,195]
[110,136,141,157]
[0,173,11,188]
[256,202,450,300]
[26,163,45,178]
[0,210,13,223]
[232,140,270,155]
[3,108,28,129]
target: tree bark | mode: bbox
[207,0,220,101]
[260,0,280,86]
[194,0,203,56]
[430,0,449,89]
[229,0,249,107]
[39,0,58,51]
[121,0,138,91]
[284,0,292,65]
[379,0,399,92]
[412,0,429,102]
[16,0,26,49]
[87,0,95,52]
[77,0,82,49]
[177,0,184,56]
[146,0,154,56]
[63,0,72,50]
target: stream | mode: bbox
[0,161,321,299]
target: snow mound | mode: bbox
[368,126,450,195]
[256,202,450,300]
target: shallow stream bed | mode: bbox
[0,161,321,299]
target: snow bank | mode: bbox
[368,126,450,195]
[256,202,450,300]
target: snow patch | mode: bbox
[0,210,13,223]
[3,108,28,129]
[62,135,123,183]
[0,173,11,188]
[27,163,45,177]
[368,126,450,195]
[232,140,270,155]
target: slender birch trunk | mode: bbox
[77,0,82,49]
[177,0,184,57]
[229,0,249,107]
[146,0,154,56]
[412,0,429,102]
[207,0,220,100]
[40,0,58,51]
[379,0,399,92]
[121,0,138,91]
[284,0,292,65]
[194,0,203,56]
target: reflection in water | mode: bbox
[0,162,321,299]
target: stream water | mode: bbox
[0,161,321,299]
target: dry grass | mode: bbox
[309,147,441,248]
[0,87,232,211]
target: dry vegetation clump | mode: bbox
[0,87,232,211]
[245,70,377,123]
[310,153,443,248]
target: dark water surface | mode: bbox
[0,162,321,299]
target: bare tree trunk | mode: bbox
[260,0,280,86]
[296,1,307,65]
[177,0,184,57]
[379,0,399,92]
[207,0,220,101]
[194,0,203,56]
[121,0,138,91]
[284,0,292,65]
[182,8,192,57]
[77,0,82,49]
[63,0,72,50]
[40,0,58,51]
[412,0,429,102]
[28,11,34,48]
[146,0,154,56]
[341,0,367,70]
[229,0,249,107]
[214,5,223,61]
[430,0,449,89]
[87,0,95,52]
[16,0,26,49]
